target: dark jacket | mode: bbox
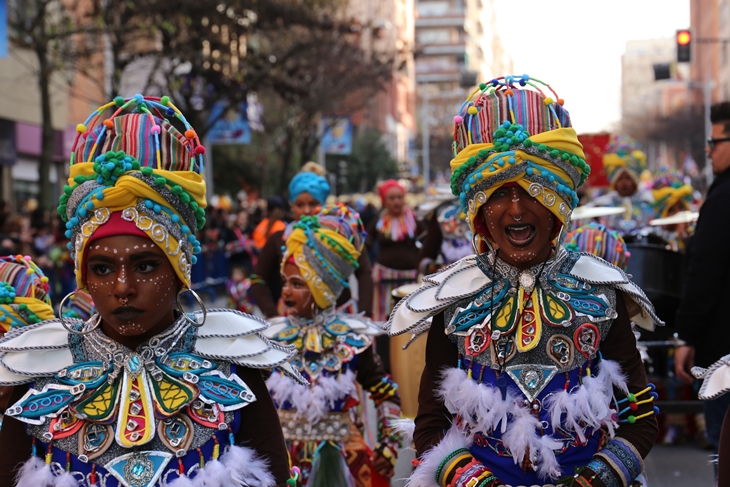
[676,168,730,367]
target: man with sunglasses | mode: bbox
[675,102,730,478]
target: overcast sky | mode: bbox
[494,0,690,133]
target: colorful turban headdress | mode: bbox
[289,163,330,204]
[61,289,96,322]
[449,75,589,241]
[564,222,630,270]
[0,255,54,332]
[59,95,207,290]
[602,135,646,189]
[378,179,405,204]
[282,204,364,309]
[650,174,693,219]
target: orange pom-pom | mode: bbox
[557,98,565,106]
[505,89,514,96]
[184,129,196,139]
[103,120,114,129]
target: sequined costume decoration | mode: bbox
[0,95,305,487]
[387,76,662,487]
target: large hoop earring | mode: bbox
[176,288,207,327]
[58,291,101,335]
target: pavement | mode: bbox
[644,444,716,486]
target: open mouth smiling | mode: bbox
[504,224,536,247]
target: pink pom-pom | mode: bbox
[453,116,463,124]
[194,145,207,155]
[150,125,161,135]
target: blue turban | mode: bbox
[289,172,331,204]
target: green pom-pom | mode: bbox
[140,167,153,176]
[195,207,205,218]
[467,156,477,165]
[494,129,506,138]
[57,205,66,217]
[114,96,125,106]
[180,193,191,204]
[550,150,559,158]
[132,161,141,170]
[74,176,86,184]
[477,149,489,158]
[113,168,124,176]
[537,144,546,153]
[154,177,166,187]
[171,186,183,196]
[59,194,69,204]
[18,304,27,311]
[190,201,199,211]
[561,153,570,161]
[198,217,206,228]
[63,185,73,195]
[101,169,110,178]
[523,139,533,148]
[161,95,170,106]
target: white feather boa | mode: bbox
[15,445,275,487]
[266,369,358,423]
[436,360,628,481]
[407,426,472,487]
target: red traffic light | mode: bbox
[677,30,691,45]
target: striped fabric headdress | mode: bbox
[61,289,95,322]
[449,75,589,241]
[564,222,630,270]
[59,95,207,290]
[602,135,646,189]
[282,204,365,309]
[0,255,54,332]
[650,174,693,218]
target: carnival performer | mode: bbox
[387,75,661,487]
[251,163,373,318]
[417,186,473,276]
[0,255,56,431]
[264,204,402,487]
[593,135,653,235]
[0,95,305,487]
[649,174,695,252]
[367,179,424,323]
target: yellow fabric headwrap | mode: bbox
[603,150,646,188]
[0,256,54,332]
[282,218,361,310]
[651,185,692,219]
[450,127,585,233]
[68,162,206,290]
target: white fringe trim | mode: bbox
[16,445,275,487]
[436,359,627,481]
[266,369,358,424]
[407,426,471,487]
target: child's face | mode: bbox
[232,268,245,282]
[281,262,314,319]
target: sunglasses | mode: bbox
[707,137,730,150]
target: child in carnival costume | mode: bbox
[0,95,305,487]
[592,135,654,235]
[649,174,695,253]
[387,76,661,487]
[264,204,402,487]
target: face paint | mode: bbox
[280,262,315,319]
[480,185,557,269]
[85,234,179,349]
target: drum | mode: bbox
[388,284,427,418]
[625,242,683,340]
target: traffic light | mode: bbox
[677,29,692,63]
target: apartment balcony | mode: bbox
[415,16,465,28]
[416,72,461,83]
[417,43,467,56]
